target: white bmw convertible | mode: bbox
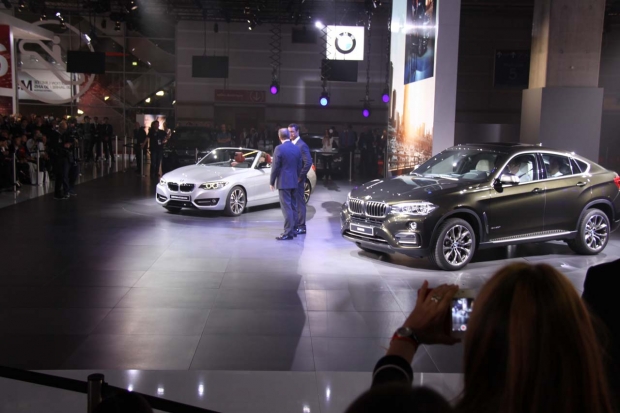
[156,147,317,216]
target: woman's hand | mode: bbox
[404,281,460,345]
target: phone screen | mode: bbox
[451,297,475,333]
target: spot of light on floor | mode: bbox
[326,387,331,400]
[157,387,164,396]
[303,406,311,413]
[127,385,133,392]
[198,384,204,396]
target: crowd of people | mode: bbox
[0,114,120,198]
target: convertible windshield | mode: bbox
[198,148,260,168]
[412,150,506,182]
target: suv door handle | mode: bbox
[532,187,543,194]
[576,181,587,187]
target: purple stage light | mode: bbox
[382,94,390,103]
[270,85,278,95]
[362,108,370,118]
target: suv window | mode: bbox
[412,150,504,182]
[571,158,589,173]
[502,154,538,183]
[542,154,573,178]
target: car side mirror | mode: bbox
[499,173,520,185]
[257,162,270,169]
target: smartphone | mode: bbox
[451,289,476,338]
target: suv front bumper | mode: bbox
[340,203,435,258]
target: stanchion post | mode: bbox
[36,148,40,186]
[115,136,118,163]
[123,136,127,169]
[87,373,105,413]
[195,148,198,163]
[141,149,144,177]
[12,152,17,192]
[100,142,104,162]
[349,152,353,182]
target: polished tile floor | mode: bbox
[0,170,618,412]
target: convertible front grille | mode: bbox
[366,201,388,218]
[348,198,388,218]
[168,182,179,191]
[349,198,365,215]
[180,184,195,192]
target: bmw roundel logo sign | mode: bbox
[326,26,365,61]
[335,32,357,54]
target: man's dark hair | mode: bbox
[346,385,452,413]
[288,123,300,132]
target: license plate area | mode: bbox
[350,223,374,236]
[170,195,190,201]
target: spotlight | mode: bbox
[40,12,47,21]
[104,96,110,101]
[381,88,390,103]
[18,0,25,10]
[362,101,371,118]
[319,91,330,107]
[269,80,279,95]
[145,97,151,103]
[114,21,121,31]
[156,90,164,96]
[132,61,138,66]
[315,21,324,29]
[77,109,84,115]
[172,100,176,105]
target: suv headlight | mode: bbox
[390,202,437,216]
[199,181,228,190]
[159,179,166,186]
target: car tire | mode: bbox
[428,218,476,271]
[567,209,610,255]
[224,185,247,217]
[304,179,312,204]
[165,207,181,214]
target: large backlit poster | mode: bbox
[0,25,14,114]
[389,0,437,174]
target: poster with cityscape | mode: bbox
[388,0,437,175]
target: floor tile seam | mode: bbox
[421,345,442,373]
[300,289,319,373]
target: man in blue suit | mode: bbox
[270,128,302,240]
[288,123,313,235]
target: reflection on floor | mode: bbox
[0,172,618,412]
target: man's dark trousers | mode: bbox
[279,188,297,236]
[294,137,313,231]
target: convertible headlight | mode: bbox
[159,179,166,186]
[199,181,228,190]
[390,202,437,216]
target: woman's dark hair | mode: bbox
[458,263,613,413]
[346,385,452,413]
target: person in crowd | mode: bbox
[547,157,564,177]
[217,123,232,146]
[148,121,164,179]
[60,122,79,196]
[81,116,94,162]
[359,125,375,179]
[100,117,114,162]
[270,128,301,240]
[349,263,614,413]
[288,123,312,235]
[321,129,335,182]
[91,116,102,161]
[340,123,356,176]
[583,258,620,410]
[0,137,13,190]
[133,122,148,175]
[54,135,73,200]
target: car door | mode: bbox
[541,153,592,232]
[243,152,279,204]
[486,153,546,240]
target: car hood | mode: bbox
[162,165,250,183]
[350,175,479,203]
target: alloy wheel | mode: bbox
[229,188,246,215]
[304,181,311,204]
[584,214,608,251]
[442,225,473,266]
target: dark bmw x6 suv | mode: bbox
[341,143,620,270]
